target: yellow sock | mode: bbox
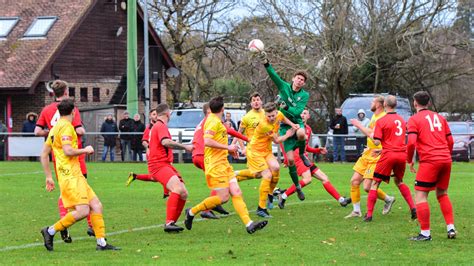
[351,185,360,204]
[270,171,280,192]
[191,196,222,215]
[377,188,387,201]
[259,178,272,209]
[236,169,256,182]
[53,212,76,231]
[232,195,251,225]
[90,212,106,239]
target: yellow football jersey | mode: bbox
[240,109,265,140]
[45,118,83,181]
[367,111,386,149]
[203,113,229,171]
[247,111,284,154]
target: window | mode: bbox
[24,16,57,37]
[93,87,100,102]
[69,87,75,100]
[80,87,88,102]
[0,17,19,38]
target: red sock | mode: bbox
[285,180,307,197]
[322,181,341,201]
[416,202,430,230]
[366,189,378,217]
[210,190,217,196]
[136,174,155,182]
[172,198,187,222]
[398,183,415,209]
[437,194,454,225]
[86,214,93,228]
[58,198,68,218]
[166,192,180,224]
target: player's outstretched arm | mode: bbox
[282,115,300,130]
[264,63,288,92]
[40,144,55,192]
[204,137,238,153]
[63,144,94,156]
[273,128,295,144]
[161,139,193,152]
[350,118,373,138]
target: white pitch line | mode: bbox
[0,198,338,252]
[0,171,43,177]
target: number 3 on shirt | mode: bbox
[394,120,403,136]
[425,114,442,132]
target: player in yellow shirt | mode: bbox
[39,99,120,251]
[184,96,268,234]
[247,102,298,218]
[233,92,265,181]
[344,95,395,218]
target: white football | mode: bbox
[248,39,264,53]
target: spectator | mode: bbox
[131,114,145,162]
[330,108,348,162]
[119,111,134,161]
[223,112,237,162]
[0,119,6,161]
[353,109,370,157]
[22,112,38,161]
[100,114,118,162]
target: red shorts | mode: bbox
[415,161,451,191]
[193,155,205,171]
[373,152,406,183]
[149,164,183,189]
[295,157,319,176]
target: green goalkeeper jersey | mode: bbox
[265,64,309,125]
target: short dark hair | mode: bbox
[58,99,75,116]
[202,103,210,115]
[156,103,170,115]
[149,108,157,114]
[209,96,224,113]
[293,70,308,81]
[413,91,430,106]
[51,80,68,98]
[263,102,277,113]
[249,92,261,101]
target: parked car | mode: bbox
[167,107,246,162]
[325,94,413,162]
[448,121,473,162]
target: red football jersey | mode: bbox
[142,123,153,143]
[36,101,82,130]
[148,119,173,166]
[407,109,452,163]
[373,112,406,153]
[192,117,207,157]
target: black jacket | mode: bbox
[101,119,118,146]
[119,118,134,140]
[131,120,145,150]
[330,114,348,135]
[22,120,36,133]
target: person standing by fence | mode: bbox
[131,114,145,162]
[100,114,118,162]
[119,111,134,161]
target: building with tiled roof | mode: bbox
[0,0,175,133]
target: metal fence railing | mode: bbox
[0,132,472,163]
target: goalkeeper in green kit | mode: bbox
[258,52,310,200]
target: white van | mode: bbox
[167,108,246,162]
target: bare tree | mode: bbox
[147,0,237,104]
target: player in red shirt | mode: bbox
[363,95,416,222]
[192,103,250,218]
[276,109,351,208]
[34,80,92,242]
[146,104,193,232]
[125,108,173,197]
[407,91,456,241]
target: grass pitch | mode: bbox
[0,161,472,264]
